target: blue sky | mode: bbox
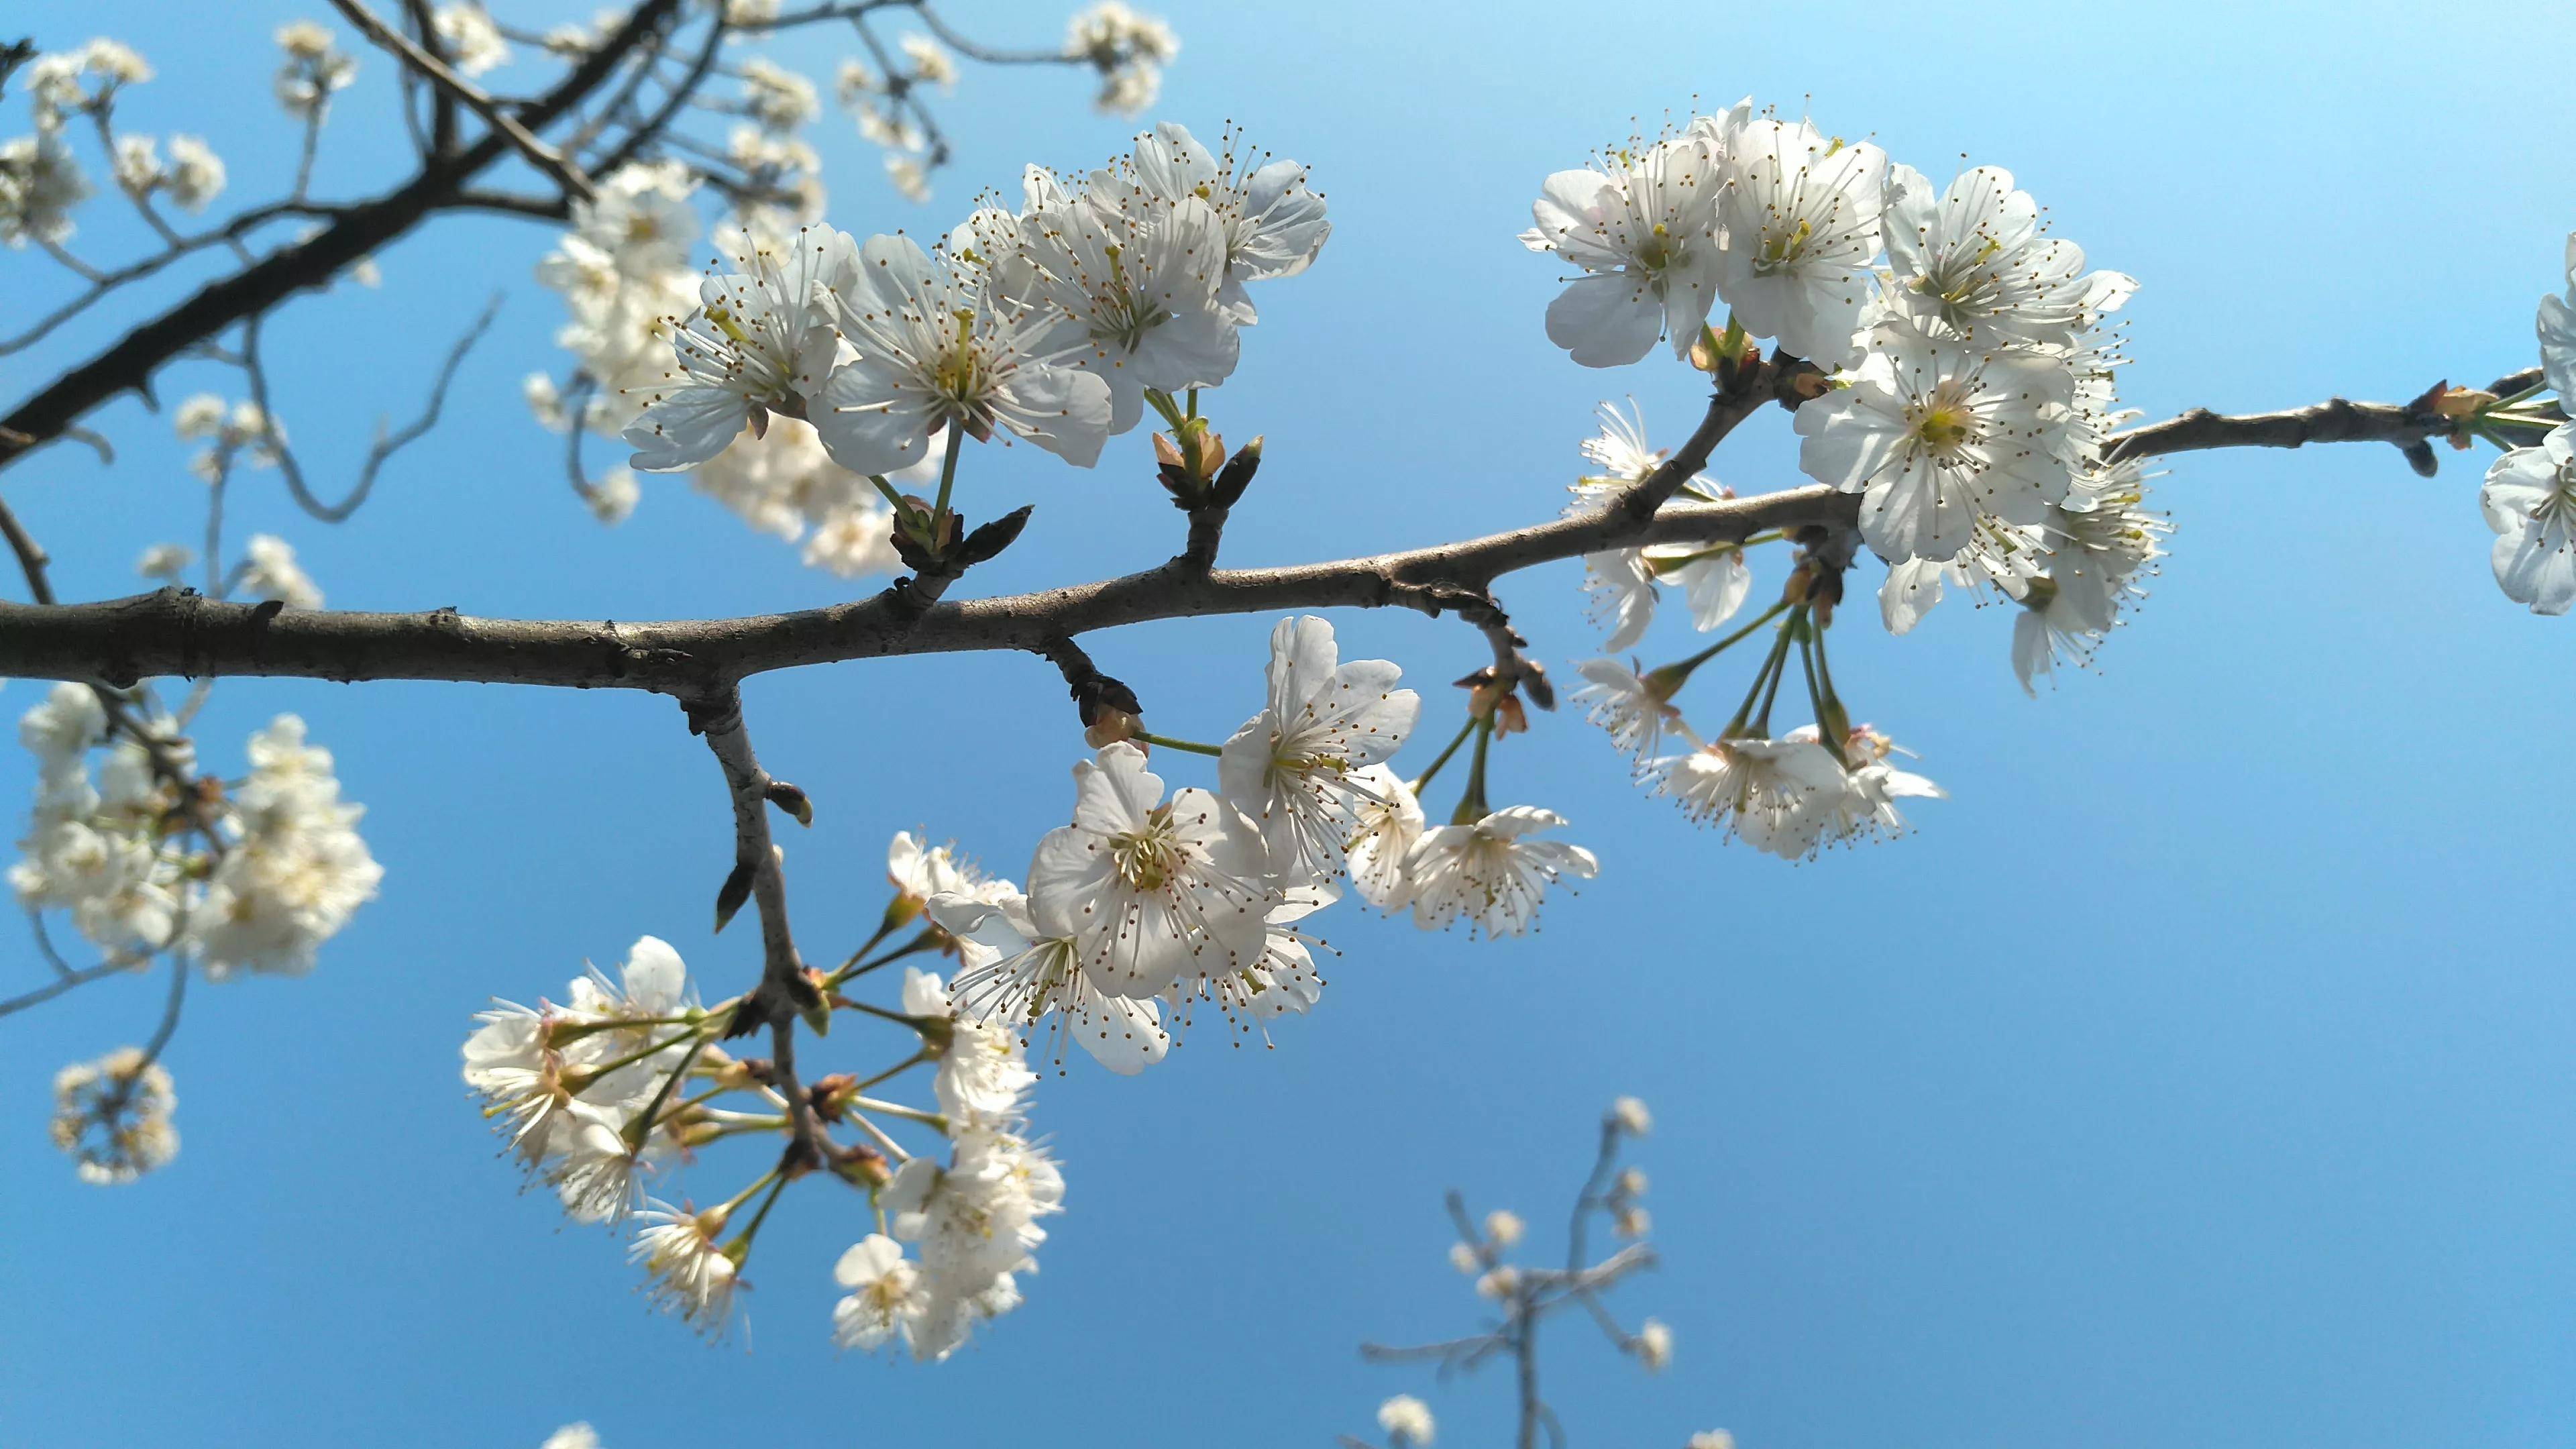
[3,1,2573,1446]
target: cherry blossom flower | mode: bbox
[1708,110,1888,367]
[623,227,858,470]
[1218,616,1419,886]
[902,967,1039,1126]
[812,234,1112,473]
[1644,736,1846,859]
[2537,233,2574,401]
[1786,724,1945,845]
[1107,122,1330,322]
[2480,421,2576,616]
[833,1234,932,1354]
[1340,764,1424,912]
[1013,189,1238,434]
[50,1046,178,1185]
[1880,164,2134,347]
[432,4,511,76]
[1402,807,1599,937]
[1794,319,2082,562]
[1572,658,1678,761]
[629,1199,740,1334]
[932,887,1169,1075]
[1378,1395,1436,1447]
[1027,743,1273,996]
[1521,131,1724,367]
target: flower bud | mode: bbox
[763,779,814,827]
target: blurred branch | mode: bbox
[239,294,503,524]
[327,0,598,203]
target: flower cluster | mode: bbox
[50,1044,178,1185]
[273,21,359,120]
[10,686,380,977]
[3,38,158,248]
[1064,3,1180,115]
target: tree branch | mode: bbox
[0,0,680,475]
[328,0,599,203]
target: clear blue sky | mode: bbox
[4,1,2573,1445]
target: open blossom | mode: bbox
[1014,185,1238,434]
[813,233,1112,474]
[629,1199,740,1334]
[1065,3,1177,114]
[623,227,857,470]
[274,22,358,117]
[1106,122,1330,323]
[1522,130,1723,367]
[162,135,225,211]
[1403,807,1599,937]
[1644,735,1847,859]
[2535,233,2573,401]
[1572,658,1678,761]
[1028,743,1272,996]
[833,1234,934,1354]
[1218,616,1419,885]
[50,1046,178,1185]
[2480,421,2576,615]
[1708,109,1888,368]
[934,886,1169,1074]
[879,1126,1063,1360]
[1881,164,2134,347]
[1582,548,1658,652]
[1339,763,1423,912]
[1786,724,1945,845]
[1794,319,2082,563]
[902,967,1039,1126]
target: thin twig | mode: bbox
[327,0,599,203]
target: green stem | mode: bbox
[1659,598,1792,683]
[722,1171,794,1263]
[1134,731,1224,758]
[1407,714,1479,795]
[929,423,966,544]
[566,1025,702,1091]
[852,1049,936,1094]
[1751,610,1804,737]
[1720,608,1802,740]
[841,998,933,1031]
[625,1032,711,1149]
[1450,716,1495,826]
[826,928,937,989]
[848,1095,947,1130]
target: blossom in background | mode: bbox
[432,4,511,76]
[193,715,383,979]
[1403,807,1599,937]
[2480,421,2576,615]
[1218,616,1419,885]
[1377,1395,1436,1447]
[1065,3,1178,115]
[539,1426,600,1449]
[1521,129,1723,367]
[273,21,359,119]
[238,534,323,609]
[0,135,93,248]
[50,1046,178,1185]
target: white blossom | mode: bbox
[193,714,384,978]
[1794,319,2082,563]
[1013,183,1239,434]
[813,233,1112,473]
[1065,3,1177,115]
[623,226,857,470]
[902,966,1039,1126]
[1340,763,1424,912]
[1218,616,1419,885]
[1786,724,1944,846]
[238,534,324,609]
[1026,743,1272,996]
[1402,807,1598,938]
[2536,233,2574,402]
[1644,735,1847,859]
[629,1198,740,1334]
[1612,1095,1652,1134]
[1104,122,1330,322]
[274,22,358,118]
[50,1046,178,1185]
[1377,1395,1436,1447]
[0,136,92,248]
[2480,421,2576,616]
[1521,131,1723,367]
[1635,1317,1674,1371]
[1881,164,2134,347]
[833,1234,933,1354]
[1572,658,1678,761]
[433,4,511,76]
[1707,108,1888,367]
[162,135,225,211]
[136,543,193,582]
[934,885,1169,1075]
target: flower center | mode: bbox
[1909,402,1974,451]
[1107,808,1184,891]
